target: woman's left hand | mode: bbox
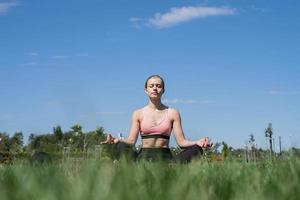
[196,137,213,148]
[101,134,119,144]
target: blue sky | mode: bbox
[1,0,299,150]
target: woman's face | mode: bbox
[145,77,164,99]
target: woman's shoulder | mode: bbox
[131,107,146,119]
[167,107,180,116]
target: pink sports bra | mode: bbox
[140,108,172,137]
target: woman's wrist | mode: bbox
[180,140,197,147]
[113,138,120,144]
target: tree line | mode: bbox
[1,123,300,163]
[0,124,106,157]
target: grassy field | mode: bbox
[1,156,300,200]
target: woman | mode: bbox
[101,75,212,162]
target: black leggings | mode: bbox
[102,142,203,163]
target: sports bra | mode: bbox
[140,108,172,139]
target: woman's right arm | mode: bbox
[122,110,140,145]
[101,110,140,145]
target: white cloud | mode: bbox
[27,52,39,56]
[46,100,60,106]
[51,56,67,59]
[146,6,236,28]
[129,17,147,28]
[0,1,20,14]
[129,17,144,23]
[98,111,126,115]
[198,100,217,104]
[267,90,300,96]
[0,113,12,120]
[21,62,37,66]
[163,98,196,104]
[268,90,285,95]
[250,5,269,13]
[75,53,89,57]
[163,98,216,104]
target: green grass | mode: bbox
[1,157,300,200]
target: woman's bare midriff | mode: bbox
[142,138,169,148]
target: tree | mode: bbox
[69,124,85,151]
[95,126,105,144]
[29,133,35,142]
[95,126,105,136]
[265,123,273,155]
[71,124,82,135]
[249,133,257,152]
[30,135,42,150]
[211,142,222,154]
[249,134,255,145]
[10,132,24,154]
[248,133,257,162]
[53,125,63,141]
[221,141,232,158]
[27,133,37,152]
[0,132,10,152]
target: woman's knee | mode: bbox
[188,145,203,155]
[176,145,203,163]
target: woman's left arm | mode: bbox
[171,108,212,148]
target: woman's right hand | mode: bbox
[196,137,213,148]
[100,134,119,144]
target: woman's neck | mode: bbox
[147,99,165,110]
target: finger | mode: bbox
[207,142,213,148]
